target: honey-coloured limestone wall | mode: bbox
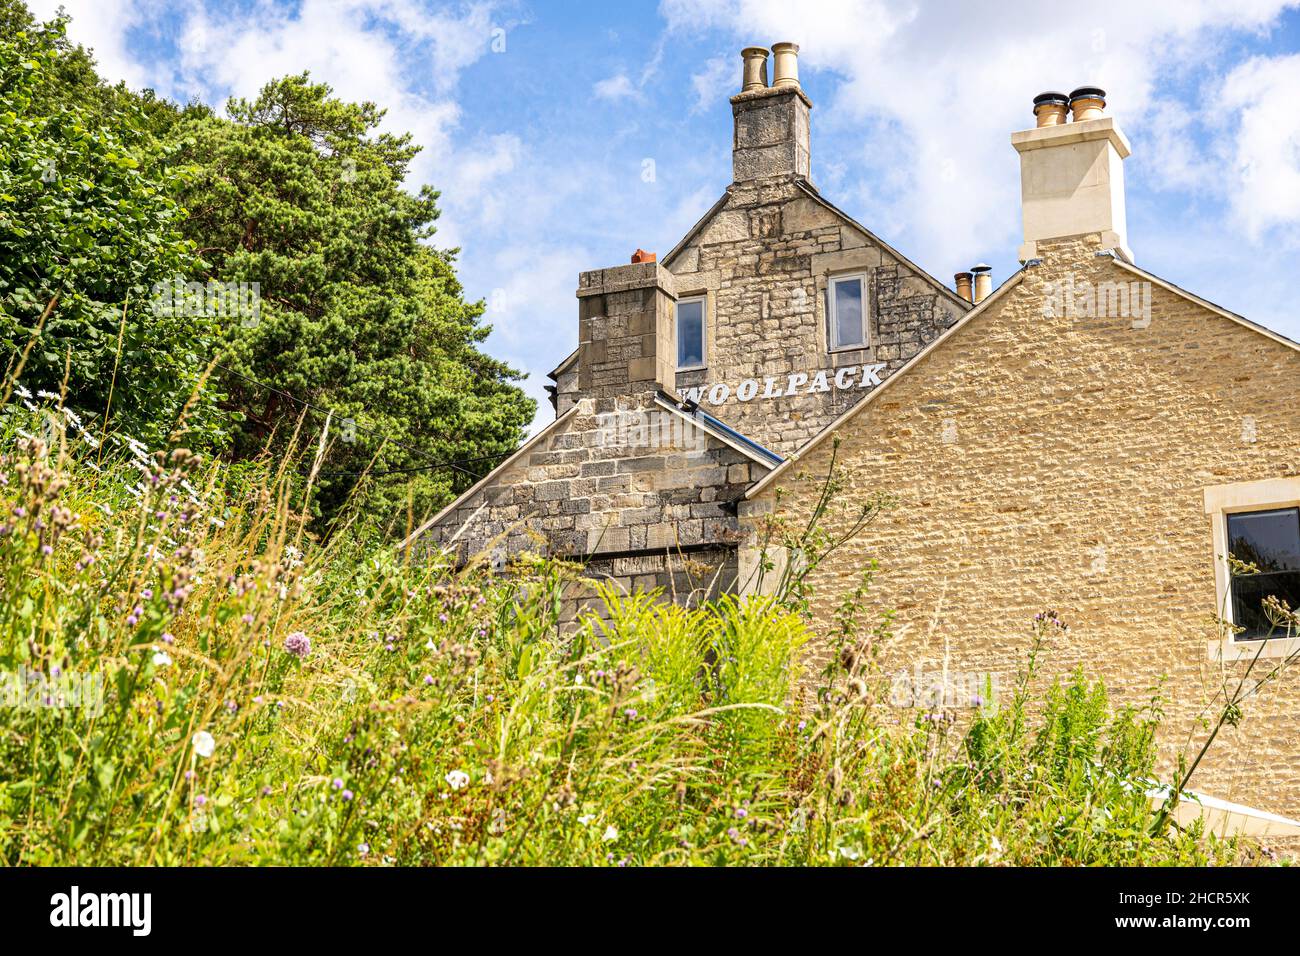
[744,234,1300,819]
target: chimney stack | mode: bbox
[740,46,769,91]
[970,264,992,304]
[730,41,811,184]
[954,271,973,303]
[576,261,677,399]
[1012,85,1132,263]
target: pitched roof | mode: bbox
[747,255,1300,499]
[663,178,973,313]
[653,391,784,468]
[746,270,1025,499]
[1112,257,1300,353]
[399,404,579,550]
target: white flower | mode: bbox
[602,825,619,843]
[152,651,172,668]
[445,769,469,791]
[578,814,595,826]
[191,730,216,759]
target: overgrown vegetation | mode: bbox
[0,392,1257,866]
[0,3,1283,868]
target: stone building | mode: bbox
[740,87,1300,825]
[405,43,966,611]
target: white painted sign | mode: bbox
[677,363,887,407]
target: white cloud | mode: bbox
[689,55,732,114]
[27,0,164,89]
[594,73,639,101]
[1217,54,1300,240]
[659,0,1300,270]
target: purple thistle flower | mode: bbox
[283,632,311,658]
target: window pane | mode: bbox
[1231,571,1300,640]
[1227,508,1300,572]
[677,300,704,368]
[1228,507,1300,640]
[833,278,864,348]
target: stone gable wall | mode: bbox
[414,395,768,605]
[667,180,966,454]
[744,234,1300,818]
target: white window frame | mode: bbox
[827,272,870,352]
[1204,477,1300,661]
[676,295,708,371]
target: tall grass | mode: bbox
[0,395,1252,866]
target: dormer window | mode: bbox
[677,297,706,370]
[829,274,868,350]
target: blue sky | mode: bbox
[31,0,1300,430]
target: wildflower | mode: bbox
[357,843,369,856]
[578,814,595,826]
[602,825,619,842]
[332,778,344,789]
[161,632,175,645]
[194,794,207,807]
[342,790,354,801]
[445,769,469,791]
[152,651,172,668]
[423,675,433,686]
[734,807,748,820]
[185,770,195,781]
[261,786,272,797]
[283,632,311,658]
[623,708,637,720]
[192,730,216,759]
